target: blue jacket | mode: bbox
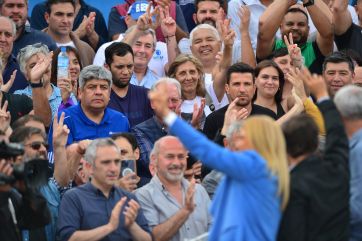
[170,117,282,241]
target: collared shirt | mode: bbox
[131,116,168,186]
[57,182,150,241]
[135,175,211,241]
[13,23,57,57]
[349,128,362,240]
[14,84,78,120]
[130,68,159,89]
[3,55,28,93]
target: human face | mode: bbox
[274,55,292,81]
[24,120,46,134]
[155,137,188,183]
[91,146,121,188]
[23,133,47,160]
[175,61,200,96]
[132,34,155,68]
[323,62,354,96]
[281,12,309,45]
[25,53,51,84]
[0,17,14,58]
[255,66,280,99]
[68,50,80,83]
[114,137,138,161]
[0,0,27,29]
[353,66,362,87]
[108,53,134,89]
[225,128,254,151]
[194,1,220,27]
[167,83,181,111]
[225,72,255,107]
[191,28,221,65]
[45,3,75,36]
[79,79,111,112]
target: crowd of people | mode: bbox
[0,0,361,240]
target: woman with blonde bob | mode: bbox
[168,54,212,128]
[148,84,290,241]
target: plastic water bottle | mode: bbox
[57,47,69,79]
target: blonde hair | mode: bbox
[167,54,206,98]
[229,116,290,210]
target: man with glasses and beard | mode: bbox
[104,42,153,127]
[203,62,276,141]
[135,136,211,241]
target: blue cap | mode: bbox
[127,1,153,20]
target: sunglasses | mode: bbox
[24,141,49,150]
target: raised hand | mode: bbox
[183,178,196,213]
[160,6,176,37]
[220,19,235,48]
[137,3,160,31]
[297,67,329,100]
[190,98,206,129]
[85,12,96,36]
[221,97,249,135]
[30,52,53,83]
[1,70,16,93]
[238,5,250,34]
[287,68,307,101]
[58,77,72,103]
[148,82,170,118]
[284,32,303,69]
[52,112,70,148]
[117,173,140,192]
[108,197,127,231]
[0,100,10,132]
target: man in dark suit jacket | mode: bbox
[278,69,349,241]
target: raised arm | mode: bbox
[257,0,294,59]
[332,0,353,35]
[238,6,256,68]
[304,0,334,56]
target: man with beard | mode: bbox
[257,0,334,74]
[0,0,56,57]
[135,136,211,241]
[104,42,153,127]
[203,62,276,141]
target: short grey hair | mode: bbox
[0,16,16,36]
[17,43,50,76]
[151,77,182,98]
[226,120,245,140]
[84,138,120,166]
[190,24,221,44]
[79,65,113,89]
[125,26,157,49]
[334,85,362,120]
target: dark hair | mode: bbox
[194,0,226,13]
[12,115,45,130]
[0,0,28,7]
[105,42,134,66]
[340,49,362,66]
[46,0,75,14]
[10,126,46,144]
[271,47,289,59]
[254,60,285,103]
[282,114,319,158]
[226,62,255,84]
[323,51,355,73]
[50,46,83,86]
[111,132,138,151]
[285,7,309,23]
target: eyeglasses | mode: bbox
[24,141,49,150]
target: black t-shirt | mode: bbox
[2,92,33,125]
[203,104,277,141]
[335,23,362,59]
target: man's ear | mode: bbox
[134,147,140,160]
[45,12,50,24]
[223,137,229,149]
[104,63,110,70]
[225,83,230,94]
[193,13,197,24]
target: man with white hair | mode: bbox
[334,85,362,241]
[135,135,211,241]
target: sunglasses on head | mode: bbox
[24,141,49,150]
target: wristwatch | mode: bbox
[303,0,314,7]
[30,80,43,88]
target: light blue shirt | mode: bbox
[349,129,362,241]
[130,68,159,89]
[14,84,77,119]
